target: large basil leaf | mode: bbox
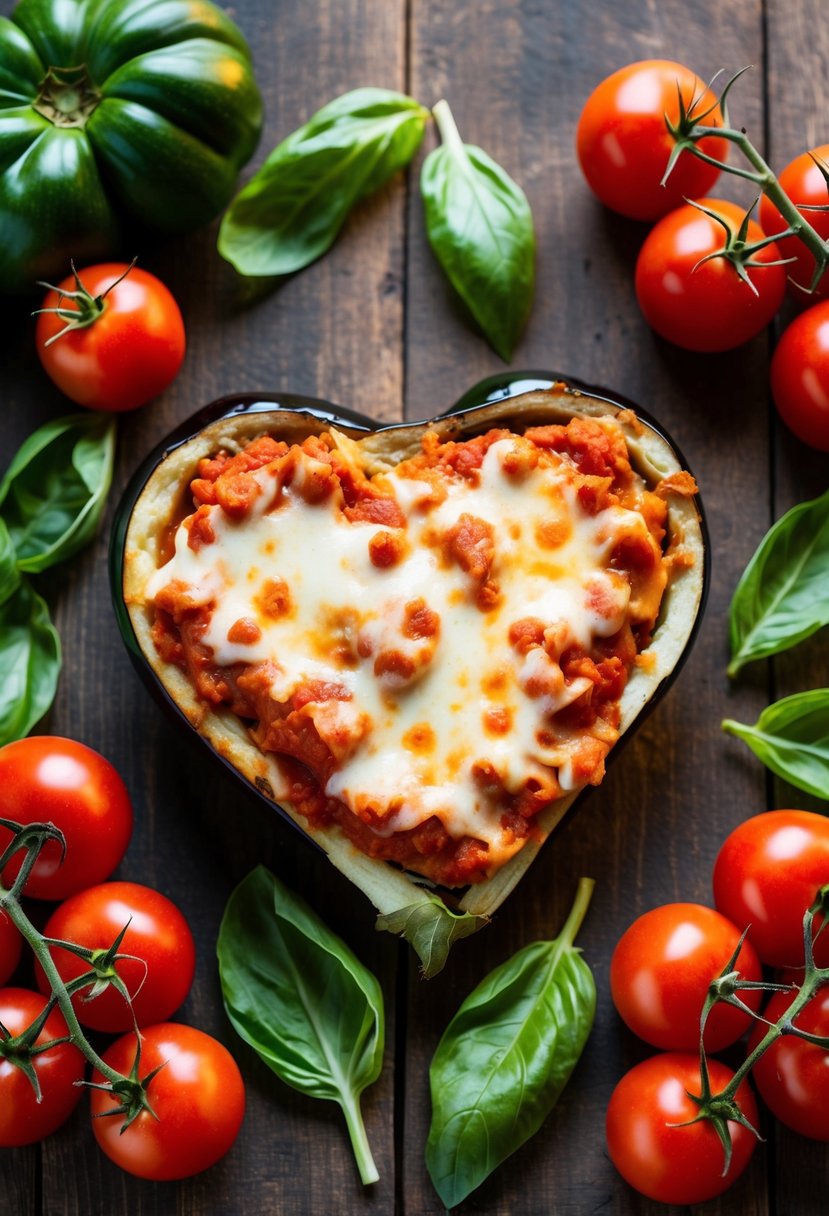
[420,99,535,361]
[218,88,428,276]
[723,689,829,799]
[0,413,115,573]
[0,577,61,746]
[217,866,384,1184]
[0,518,20,607]
[729,489,829,676]
[426,878,596,1208]
[376,892,487,978]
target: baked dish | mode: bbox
[117,380,706,973]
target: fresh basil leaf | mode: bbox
[426,878,595,1208]
[376,894,487,978]
[723,689,829,799]
[420,99,535,361]
[729,489,829,676]
[218,87,428,276]
[0,519,20,607]
[0,414,115,573]
[217,865,384,1184]
[0,577,61,746]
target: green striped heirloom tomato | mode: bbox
[0,0,263,293]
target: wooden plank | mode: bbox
[404,2,772,1213]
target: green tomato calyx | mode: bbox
[33,259,138,346]
[33,65,101,129]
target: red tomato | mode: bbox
[713,810,829,967]
[770,301,829,450]
[90,1023,245,1180]
[576,60,727,221]
[35,882,196,1032]
[759,145,829,299]
[0,737,133,901]
[610,902,763,1052]
[750,983,829,1140]
[606,1052,758,1204]
[0,987,85,1146]
[635,198,787,351]
[35,262,185,412]
[0,914,22,985]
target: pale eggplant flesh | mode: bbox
[112,374,708,976]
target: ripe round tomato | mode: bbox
[635,198,787,351]
[90,1023,245,1180]
[713,810,829,967]
[610,902,763,1052]
[770,301,829,450]
[750,983,829,1140]
[576,60,727,221]
[35,882,196,1033]
[0,987,85,1147]
[606,1052,758,1204]
[0,914,22,986]
[759,145,829,299]
[0,736,133,901]
[35,262,185,412]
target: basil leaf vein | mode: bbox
[218,865,384,1184]
[0,518,20,607]
[729,489,829,676]
[0,577,61,746]
[723,688,829,798]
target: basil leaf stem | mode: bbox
[426,877,596,1208]
[0,577,61,747]
[723,689,829,798]
[218,88,428,277]
[217,866,384,1184]
[420,99,535,360]
[728,489,829,676]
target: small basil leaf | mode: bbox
[0,414,115,573]
[218,865,384,1184]
[426,879,595,1208]
[729,489,829,676]
[420,99,535,361]
[376,895,487,978]
[0,519,20,607]
[0,577,61,746]
[723,689,829,799]
[218,87,428,276]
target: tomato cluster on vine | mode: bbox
[0,736,245,1181]
[577,60,829,451]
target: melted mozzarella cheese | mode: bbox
[147,435,654,864]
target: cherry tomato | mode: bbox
[35,262,185,412]
[606,1052,758,1204]
[635,198,787,351]
[0,987,85,1146]
[750,983,829,1140]
[0,914,22,985]
[576,60,727,221]
[610,902,763,1052]
[770,301,829,450]
[90,1023,245,1180]
[713,810,829,967]
[0,737,133,901]
[35,882,196,1033]
[759,145,829,299]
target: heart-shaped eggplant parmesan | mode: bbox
[114,376,706,975]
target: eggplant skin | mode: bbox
[121,386,706,966]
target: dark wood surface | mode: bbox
[2,0,828,1212]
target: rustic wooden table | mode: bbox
[3,0,829,1212]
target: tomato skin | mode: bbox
[759,145,829,299]
[750,984,829,1140]
[90,1023,245,1180]
[770,301,829,451]
[713,810,829,967]
[0,914,22,985]
[606,1052,758,1204]
[35,882,196,1033]
[610,902,763,1051]
[36,264,185,413]
[635,198,787,351]
[0,737,133,901]
[576,60,727,221]
[0,987,85,1147]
